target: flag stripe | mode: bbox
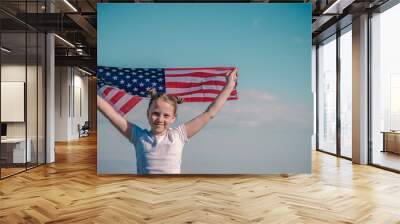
[166,85,224,94]
[165,75,226,83]
[119,96,142,115]
[182,97,238,102]
[169,89,238,97]
[166,80,227,88]
[165,67,235,71]
[170,92,237,99]
[103,86,113,96]
[110,90,126,104]
[103,87,119,101]
[113,93,136,111]
[165,71,231,76]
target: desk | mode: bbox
[1,138,31,163]
[382,131,400,154]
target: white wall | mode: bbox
[54,67,89,141]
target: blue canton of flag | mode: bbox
[97,66,166,97]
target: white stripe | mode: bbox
[177,92,237,98]
[180,93,219,98]
[103,88,120,101]
[165,75,226,83]
[166,85,224,94]
[113,93,132,111]
[180,93,237,99]
[97,86,107,95]
[165,69,231,75]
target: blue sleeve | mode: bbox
[130,123,143,144]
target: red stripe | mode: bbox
[166,72,227,78]
[103,87,113,96]
[119,96,142,115]
[165,67,235,71]
[182,97,238,102]
[166,80,226,88]
[169,89,238,97]
[109,90,126,104]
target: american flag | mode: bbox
[97,66,238,115]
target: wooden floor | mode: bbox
[1,134,400,223]
[373,151,400,171]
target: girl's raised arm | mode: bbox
[184,68,238,139]
[97,95,131,139]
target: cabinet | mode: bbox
[382,132,400,154]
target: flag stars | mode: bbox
[132,79,137,83]
[126,75,131,79]
[157,78,163,82]
[158,86,163,90]
[139,75,143,78]
[145,78,150,82]
[133,87,138,91]
[106,72,111,76]
[120,80,125,84]
[113,76,118,80]
[139,83,144,87]
[152,82,157,86]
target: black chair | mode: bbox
[79,121,90,138]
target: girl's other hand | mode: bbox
[226,68,238,87]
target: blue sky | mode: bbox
[97,4,313,174]
[98,3,311,104]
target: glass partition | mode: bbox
[317,35,337,155]
[0,1,46,179]
[1,30,28,177]
[371,3,400,171]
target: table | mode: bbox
[1,138,31,163]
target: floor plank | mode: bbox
[1,134,400,223]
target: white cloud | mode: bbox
[123,89,311,129]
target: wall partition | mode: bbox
[0,2,46,179]
[339,26,352,159]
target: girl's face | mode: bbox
[147,99,176,136]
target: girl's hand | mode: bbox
[184,67,238,139]
[226,68,238,87]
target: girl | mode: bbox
[97,68,238,174]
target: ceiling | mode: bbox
[0,0,391,72]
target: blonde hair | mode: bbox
[147,88,183,115]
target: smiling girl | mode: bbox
[97,68,238,174]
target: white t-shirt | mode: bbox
[130,123,189,174]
